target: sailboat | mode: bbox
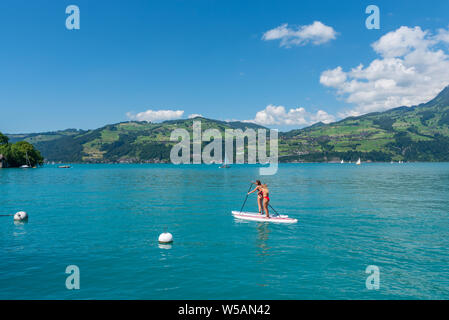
[356,158,361,165]
[219,154,231,168]
[20,151,32,168]
[340,159,344,164]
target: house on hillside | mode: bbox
[0,154,5,168]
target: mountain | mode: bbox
[7,117,267,163]
[6,86,449,162]
[279,86,449,162]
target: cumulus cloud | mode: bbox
[126,109,184,122]
[262,21,337,47]
[372,26,431,57]
[320,25,449,116]
[245,104,335,127]
[436,26,449,43]
[320,66,347,87]
[188,113,203,119]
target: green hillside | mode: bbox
[7,118,267,163]
[6,86,449,163]
[279,86,449,162]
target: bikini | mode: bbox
[258,187,269,201]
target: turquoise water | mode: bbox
[1,163,449,299]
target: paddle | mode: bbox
[240,183,281,217]
[268,204,280,217]
[239,183,253,213]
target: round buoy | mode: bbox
[14,211,28,221]
[158,232,173,244]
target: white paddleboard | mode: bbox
[232,211,298,224]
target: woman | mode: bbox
[260,184,270,218]
[247,180,264,215]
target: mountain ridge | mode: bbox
[6,85,449,162]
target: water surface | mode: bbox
[1,163,448,299]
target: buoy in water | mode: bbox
[158,232,173,244]
[14,211,28,221]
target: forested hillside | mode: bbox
[7,86,449,163]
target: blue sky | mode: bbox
[1,0,449,133]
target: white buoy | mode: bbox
[158,232,173,244]
[14,211,28,221]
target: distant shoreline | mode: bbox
[36,161,449,165]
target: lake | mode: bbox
[1,163,449,299]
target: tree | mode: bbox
[0,132,8,145]
[8,141,44,167]
[0,131,44,167]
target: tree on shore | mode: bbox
[0,132,44,167]
[0,132,8,145]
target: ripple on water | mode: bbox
[1,163,449,299]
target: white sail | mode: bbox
[356,158,361,165]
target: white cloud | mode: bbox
[188,113,203,119]
[311,110,336,124]
[245,104,335,127]
[372,26,431,57]
[436,25,449,43]
[320,26,449,116]
[126,109,184,122]
[320,66,347,87]
[262,21,337,47]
